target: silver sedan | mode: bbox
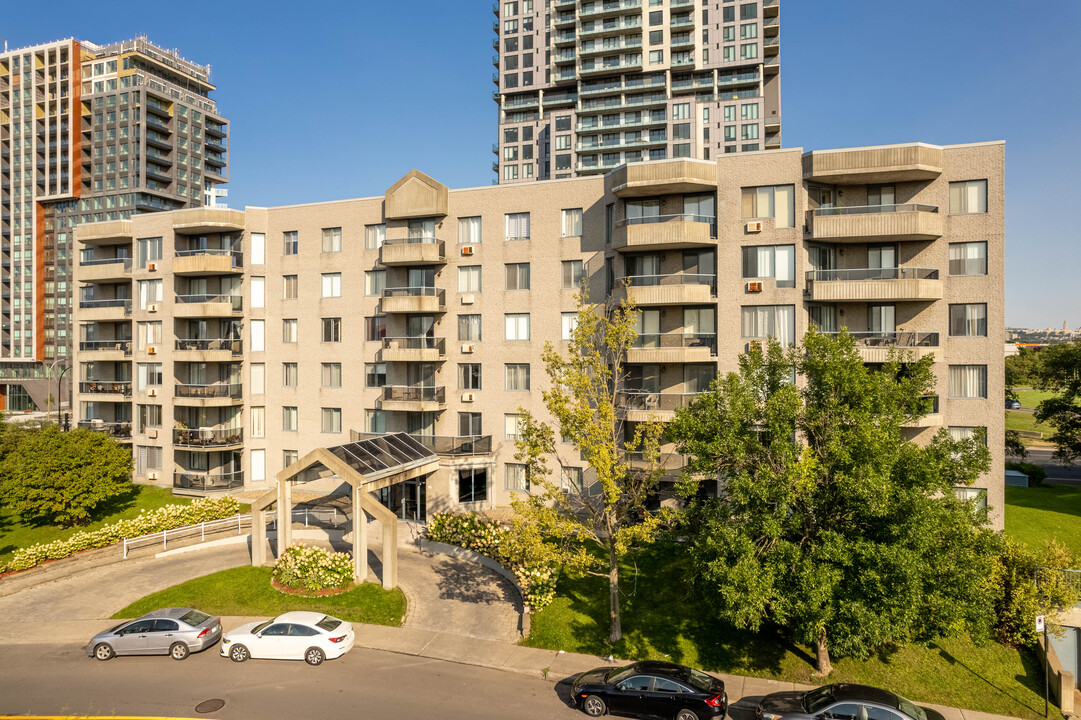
[87,607,222,661]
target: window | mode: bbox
[283,362,298,387]
[505,212,530,240]
[365,410,386,434]
[322,227,342,253]
[505,313,530,340]
[251,363,266,394]
[948,365,988,399]
[283,450,299,468]
[251,232,266,265]
[137,404,162,431]
[458,468,488,504]
[555,116,572,132]
[365,270,386,296]
[722,26,735,42]
[322,408,342,433]
[649,29,663,45]
[949,180,988,214]
[741,305,795,345]
[282,406,298,431]
[740,43,758,60]
[135,362,162,390]
[953,487,988,511]
[741,185,795,227]
[742,123,759,140]
[949,304,988,337]
[506,464,528,492]
[365,363,387,387]
[321,273,341,298]
[673,123,691,140]
[458,216,482,244]
[649,50,663,65]
[251,277,266,308]
[365,224,385,249]
[251,407,265,438]
[322,363,342,388]
[366,315,387,341]
[458,314,482,341]
[562,208,583,237]
[136,236,162,269]
[948,426,987,445]
[503,164,518,180]
[136,321,162,349]
[459,363,482,390]
[741,245,795,287]
[505,363,530,391]
[322,317,342,342]
[283,231,298,255]
[949,242,987,276]
[137,279,162,309]
[740,2,756,19]
[458,266,482,292]
[740,22,758,39]
[561,467,584,492]
[724,125,737,142]
[282,319,298,343]
[283,275,298,299]
[562,259,584,289]
[562,313,578,340]
[649,10,662,24]
[505,263,531,290]
[505,413,522,440]
[673,103,690,120]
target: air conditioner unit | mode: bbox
[147,303,159,313]
[147,471,159,481]
[745,221,763,233]
[746,281,763,293]
[147,387,158,397]
[147,429,158,439]
[461,245,475,256]
[461,294,475,305]
[147,346,157,355]
[746,340,763,353]
[461,392,476,403]
[461,343,475,353]
[147,262,158,272]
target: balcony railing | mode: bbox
[381,385,446,404]
[632,333,717,354]
[812,203,939,217]
[78,420,133,439]
[79,257,132,270]
[79,340,133,354]
[382,336,446,353]
[175,294,243,311]
[173,427,244,447]
[626,451,691,471]
[173,470,244,493]
[79,299,133,312]
[384,235,444,247]
[621,273,717,292]
[175,337,242,353]
[175,247,242,259]
[79,381,132,396]
[821,331,940,348]
[616,213,717,237]
[352,432,492,457]
[618,391,698,412]
[175,383,243,399]
[806,267,940,282]
[382,287,446,302]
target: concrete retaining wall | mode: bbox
[1038,632,1076,716]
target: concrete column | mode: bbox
[282,480,292,549]
[353,484,369,583]
[251,505,265,566]
[382,514,398,590]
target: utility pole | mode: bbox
[49,360,70,427]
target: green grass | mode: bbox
[1014,388,1056,409]
[1005,484,1081,557]
[525,542,1060,720]
[112,566,406,627]
[1005,409,1053,438]
[0,485,193,566]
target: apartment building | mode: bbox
[73,142,1006,527]
[0,35,229,410]
[493,0,780,183]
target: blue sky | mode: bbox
[5,0,1080,328]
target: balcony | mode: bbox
[78,340,132,359]
[78,420,132,440]
[173,294,242,318]
[628,333,716,364]
[607,158,717,197]
[174,337,243,362]
[612,214,716,252]
[822,331,940,363]
[380,385,446,413]
[379,236,446,266]
[381,287,446,314]
[617,390,697,422]
[171,207,245,235]
[805,204,943,243]
[173,470,244,494]
[803,143,943,185]
[173,249,242,275]
[78,380,132,398]
[76,220,133,246]
[579,0,643,19]
[382,336,446,362]
[77,299,133,320]
[78,257,132,282]
[172,427,244,449]
[353,432,492,457]
[174,382,243,406]
[902,395,942,428]
[805,267,943,302]
[621,274,716,305]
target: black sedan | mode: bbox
[571,660,728,720]
[757,683,946,720]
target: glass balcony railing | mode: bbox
[805,267,940,282]
[174,337,243,353]
[174,383,243,399]
[175,294,244,311]
[173,427,244,447]
[381,385,446,404]
[173,470,244,493]
[620,273,717,293]
[382,336,446,354]
[78,420,132,438]
[821,331,940,348]
[616,212,717,237]
[79,381,132,396]
[812,203,939,217]
[632,333,717,354]
[617,390,699,412]
[79,340,132,354]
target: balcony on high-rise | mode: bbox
[805,204,943,243]
[805,267,944,302]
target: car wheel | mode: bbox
[169,642,190,661]
[229,643,250,663]
[676,710,700,720]
[93,643,115,661]
[582,694,607,717]
[304,647,325,666]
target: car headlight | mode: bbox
[761,713,783,720]
[222,639,230,645]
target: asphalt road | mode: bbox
[1023,447,1081,483]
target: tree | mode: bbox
[0,425,133,527]
[1032,339,1081,464]
[667,329,998,675]
[512,292,668,643]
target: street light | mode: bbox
[49,359,70,428]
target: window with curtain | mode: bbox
[251,407,265,438]
[136,321,161,349]
[505,413,522,440]
[282,406,298,431]
[364,224,386,250]
[561,467,584,492]
[250,277,265,308]
[948,180,988,214]
[562,208,583,237]
[283,231,298,255]
[626,199,661,223]
[365,270,386,296]
[458,314,482,341]
[459,412,482,437]
[948,426,987,445]
[740,305,795,345]
[365,316,386,342]
[949,304,988,337]
[136,279,162,308]
[251,319,265,352]
[458,266,482,292]
[458,216,482,244]
[741,185,795,227]
[808,304,838,332]
[322,363,342,388]
[282,275,298,299]
[505,464,528,491]
[135,362,162,390]
[136,236,162,268]
[562,312,578,340]
[282,318,298,343]
[683,306,716,338]
[321,273,341,298]
[321,408,342,433]
[505,363,530,391]
[282,450,299,468]
[953,487,987,511]
[505,313,530,340]
[282,363,298,388]
[741,245,795,287]
[251,363,265,394]
[505,263,530,290]
[948,242,987,276]
[250,449,266,483]
[948,365,988,398]
[322,317,341,342]
[321,227,342,253]
[458,363,482,390]
[251,233,265,265]
[505,212,531,240]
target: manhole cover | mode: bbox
[195,699,226,714]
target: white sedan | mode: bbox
[220,611,354,666]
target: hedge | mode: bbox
[272,543,354,593]
[1,496,243,573]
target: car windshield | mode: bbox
[605,664,639,684]
[252,621,273,634]
[179,610,211,626]
[684,668,715,692]
[804,686,836,713]
[897,698,927,720]
[315,616,341,632]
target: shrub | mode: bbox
[990,538,1079,646]
[272,543,354,593]
[1005,461,1047,487]
[2,496,242,573]
[426,511,558,609]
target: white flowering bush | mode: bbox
[2,496,242,573]
[426,512,558,609]
[272,543,354,593]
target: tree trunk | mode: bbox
[813,630,832,677]
[608,538,622,643]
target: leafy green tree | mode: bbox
[991,538,1079,646]
[0,425,133,527]
[667,329,998,675]
[513,293,668,642]
[1032,339,1081,464]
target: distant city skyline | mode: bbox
[5,0,1080,328]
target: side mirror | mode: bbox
[255,632,263,639]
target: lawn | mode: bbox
[0,484,192,566]
[1005,484,1081,557]
[1014,388,1056,409]
[113,566,406,627]
[525,541,1060,720]
[1005,409,1053,438]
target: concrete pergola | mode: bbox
[250,433,439,589]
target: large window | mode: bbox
[321,408,342,433]
[562,260,584,289]
[949,242,987,276]
[458,467,488,504]
[953,486,988,511]
[320,317,341,342]
[321,363,342,388]
[741,305,795,345]
[505,212,531,241]
[459,363,482,390]
[949,180,987,215]
[135,362,162,390]
[365,270,386,296]
[505,363,530,391]
[948,365,988,399]
[321,273,342,298]
[322,227,342,253]
[741,185,795,228]
[137,279,162,309]
[364,224,385,250]
[458,216,482,244]
[741,245,795,287]
[949,303,988,337]
[459,266,482,292]
[505,463,528,492]
[562,208,583,237]
[283,231,298,255]
[505,263,531,290]
[251,363,266,394]
[458,314,482,341]
[505,313,530,340]
[250,407,265,438]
